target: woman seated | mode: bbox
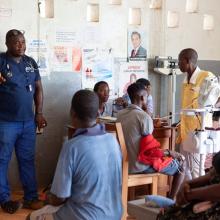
[157,151,220,220]
[93,81,113,117]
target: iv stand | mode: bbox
[168,62,177,125]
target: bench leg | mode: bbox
[151,176,158,195]
[128,187,136,201]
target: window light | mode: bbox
[128,8,141,25]
[87,3,99,22]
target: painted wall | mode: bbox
[164,0,220,60]
[0,0,219,189]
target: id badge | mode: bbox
[26,84,32,92]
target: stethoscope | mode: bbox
[5,57,37,92]
[6,59,37,78]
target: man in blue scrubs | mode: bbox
[27,90,123,220]
[0,29,47,213]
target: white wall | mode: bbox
[164,0,220,60]
[1,0,220,59]
[39,0,161,59]
[0,0,38,51]
[0,0,164,58]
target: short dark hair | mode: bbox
[212,151,220,174]
[131,31,141,39]
[136,78,151,87]
[127,82,146,103]
[179,48,198,65]
[6,29,24,43]
[93,81,108,92]
[71,90,99,121]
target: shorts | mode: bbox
[143,159,180,176]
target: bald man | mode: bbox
[177,48,216,179]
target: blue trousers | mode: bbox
[0,120,38,204]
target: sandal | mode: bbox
[23,199,44,210]
[1,200,22,214]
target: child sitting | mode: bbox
[116,78,154,117]
[93,81,113,117]
[117,82,186,199]
[27,90,123,220]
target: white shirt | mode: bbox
[183,66,201,84]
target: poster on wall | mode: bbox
[118,61,148,96]
[72,47,82,72]
[0,0,12,17]
[0,8,12,17]
[55,29,78,45]
[52,46,82,72]
[27,39,50,77]
[52,28,82,72]
[127,28,147,61]
[82,48,115,98]
[83,26,102,46]
[52,46,72,72]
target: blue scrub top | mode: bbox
[0,53,41,121]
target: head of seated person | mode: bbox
[136,78,151,95]
[93,81,110,104]
[70,89,99,128]
[127,82,148,111]
[93,81,110,115]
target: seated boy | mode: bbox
[27,90,122,220]
[117,83,186,199]
[116,78,154,117]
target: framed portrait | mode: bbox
[127,28,147,61]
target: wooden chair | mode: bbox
[104,123,159,218]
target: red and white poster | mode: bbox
[118,61,148,96]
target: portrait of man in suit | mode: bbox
[130,31,147,59]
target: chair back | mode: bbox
[105,122,128,220]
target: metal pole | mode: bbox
[171,69,176,124]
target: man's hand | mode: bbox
[115,97,128,108]
[176,182,190,205]
[169,150,185,161]
[0,73,6,84]
[46,191,66,206]
[153,118,162,128]
[35,113,47,130]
